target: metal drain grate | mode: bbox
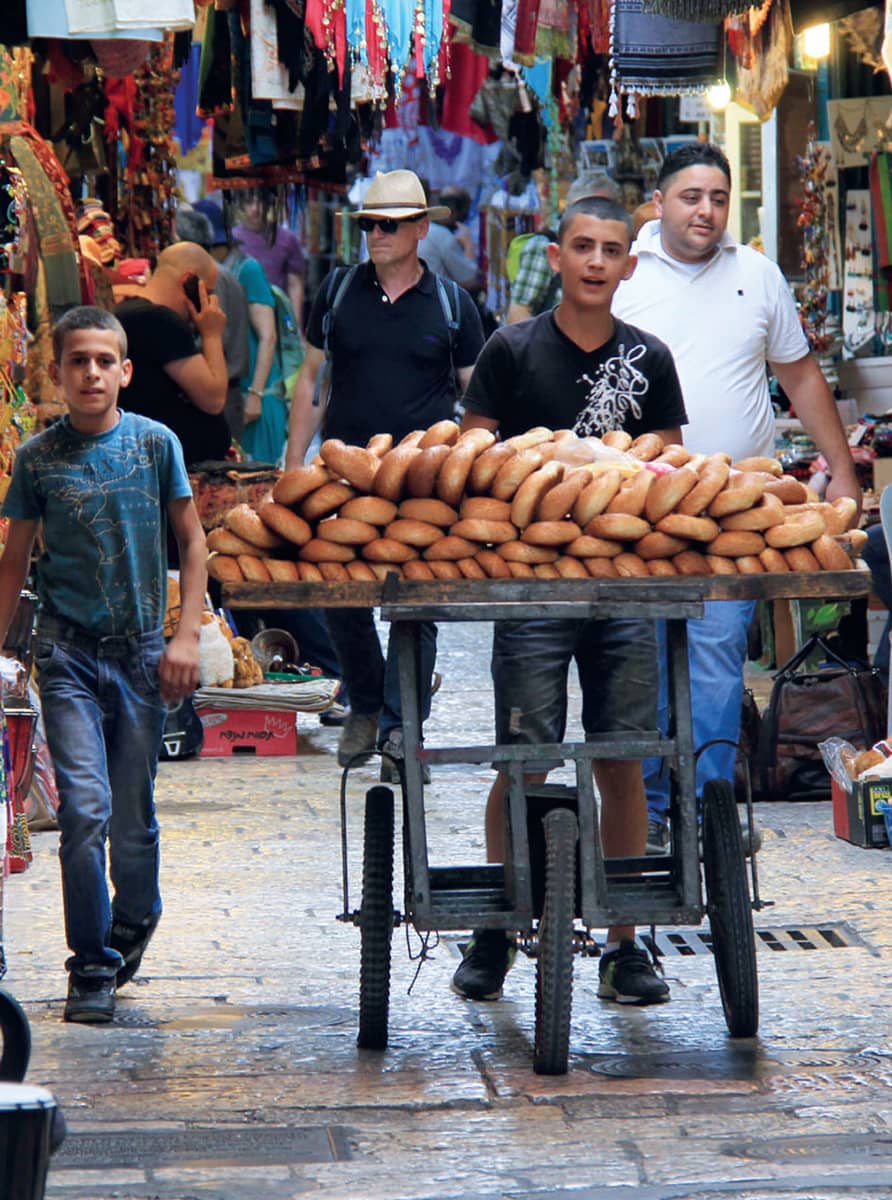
[55,1125,352,1169]
[643,922,870,957]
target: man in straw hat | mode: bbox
[285,169,485,777]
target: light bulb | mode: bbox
[706,81,731,112]
[803,23,831,60]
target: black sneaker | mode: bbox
[110,912,160,988]
[64,972,116,1024]
[451,930,516,1001]
[598,940,670,1006]
[646,819,668,855]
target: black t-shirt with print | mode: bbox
[463,312,687,440]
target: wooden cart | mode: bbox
[225,570,872,1075]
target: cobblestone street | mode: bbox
[5,618,892,1199]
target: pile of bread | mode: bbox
[207,422,864,584]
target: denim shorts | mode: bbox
[491,617,657,772]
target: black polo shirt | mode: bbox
[306,261,484,446]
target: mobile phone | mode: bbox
[182,272,202,311]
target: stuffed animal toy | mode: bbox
[198,611,235,687]
[230,637,265,687]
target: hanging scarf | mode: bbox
[734,0,791,120]
[870,153,892,312]
[639,0,749,18]
[609,0,721,118]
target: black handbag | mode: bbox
[756,635,886,801]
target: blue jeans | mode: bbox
[644,600,755,825]
[324,609,437,743]
[35,620,167,976]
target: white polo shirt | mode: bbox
[614,221,808,462]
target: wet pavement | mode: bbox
[4,618,892,1199]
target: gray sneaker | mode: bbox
[380,729,431,784]
[64,971,116,1024]
[337,710,381,766]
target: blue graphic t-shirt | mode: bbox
[2,411,193,636]
[463,312,687,441]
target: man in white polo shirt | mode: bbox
[614,141,861,851]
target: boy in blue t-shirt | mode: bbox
[0,306,207,1024]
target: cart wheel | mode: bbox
[357,786,395,1051]
[702,779,759,1038]
[534,807,577,1076]
[0,988,31,1082]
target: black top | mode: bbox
[306,261,485,446]
[115,298,231,467]
[463,312,687,440]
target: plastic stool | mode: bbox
[0,1083,57,1200]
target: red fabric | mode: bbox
[306,0,347,83]
[515,0,542,60]
[365,0,388,88]
[440,41,494,143]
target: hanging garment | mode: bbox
[197,3,236,117]
[63,0,194,34]
[450,0,503,55]
[639,0,749,18]
[734,0,791,121]
[250,0,305,109]
[610,0,721,117]
[1,0,29,44]
[535,0,575,58]
[27,0,163,38]
[870,153,892,314]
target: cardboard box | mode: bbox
[198,708,298,757]
[872,457,892,494]
[831,776,891,847]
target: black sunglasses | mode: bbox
[358,214,424,234]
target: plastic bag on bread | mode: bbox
[548,435,648,475]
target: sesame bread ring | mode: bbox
[490,447,545,501]
[705,530,766,557]
[475,549,512,579]
[644,465,699,524]
[406,444,451,498]
[564,534,623,558]
[735,555,766,575]
[362,537,419,563]
[366,432,393,458]
[764,475,809,504]
[319,438,380,492]
[384,518,446,547]
[318,517,380,545]
[207,528,261,556]
[628,432,664,462]
[423,535,480,560]
[368,562,404,580]
[784,545,821,572]
[468,442,517,494]
[457,556,487,579]
[438,437,487,506]
[613,552,649,578]
[225,503,286,551]
[399,498,459,526]
[373,446,422,502]
[345,561,378,581]
[812,534,853,571]
[759,548,790,573]
[428,559,462,580]
[451,518,518,544]
[299,538,356,563]
[258,501,313,546]
[505,426,553,452]
[460,496,512,522]
[265,559,301,583]
[536,469,594,522]
[585,557,620,578]
[418,419,460,449]
[572,469,623,525]
[849,528,868,554]
[301,481,357,521]
[510,462,565,528]
[601,429,633,451]
[719,492,784,532]
[647,559,678,577]
[319,562,350,583]
[297,561,324,582]
[238,554,272,583]
[765,509,826,549]
[534,563,562,579]
[585,513,651,541]
[497,541,558,564]
[272,464,331,506]
[636,531,689,560]
[831,496,859,533]
[456,426,497,454]
[732,455,783,477]
[398,429,426,447]
[653,444,693,468]
[672,550,710,576]
[402,559,436,581]
[341,496,399,526]
[207,553,243,583]
[521,520,583,546]
[606,467,656,517]
[552,555,588,579]
[678,458,730,515]
[506,561,536,578]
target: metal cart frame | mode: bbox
[227,571,871,1074]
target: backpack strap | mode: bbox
[313,265,358,408]
[433,274,462,391]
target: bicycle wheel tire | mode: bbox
[357,786,395,1051]
[702,779,759,1038]
[534,807,578,1075]
[0,988,31,1081]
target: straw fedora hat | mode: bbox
[351,170,450,222]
